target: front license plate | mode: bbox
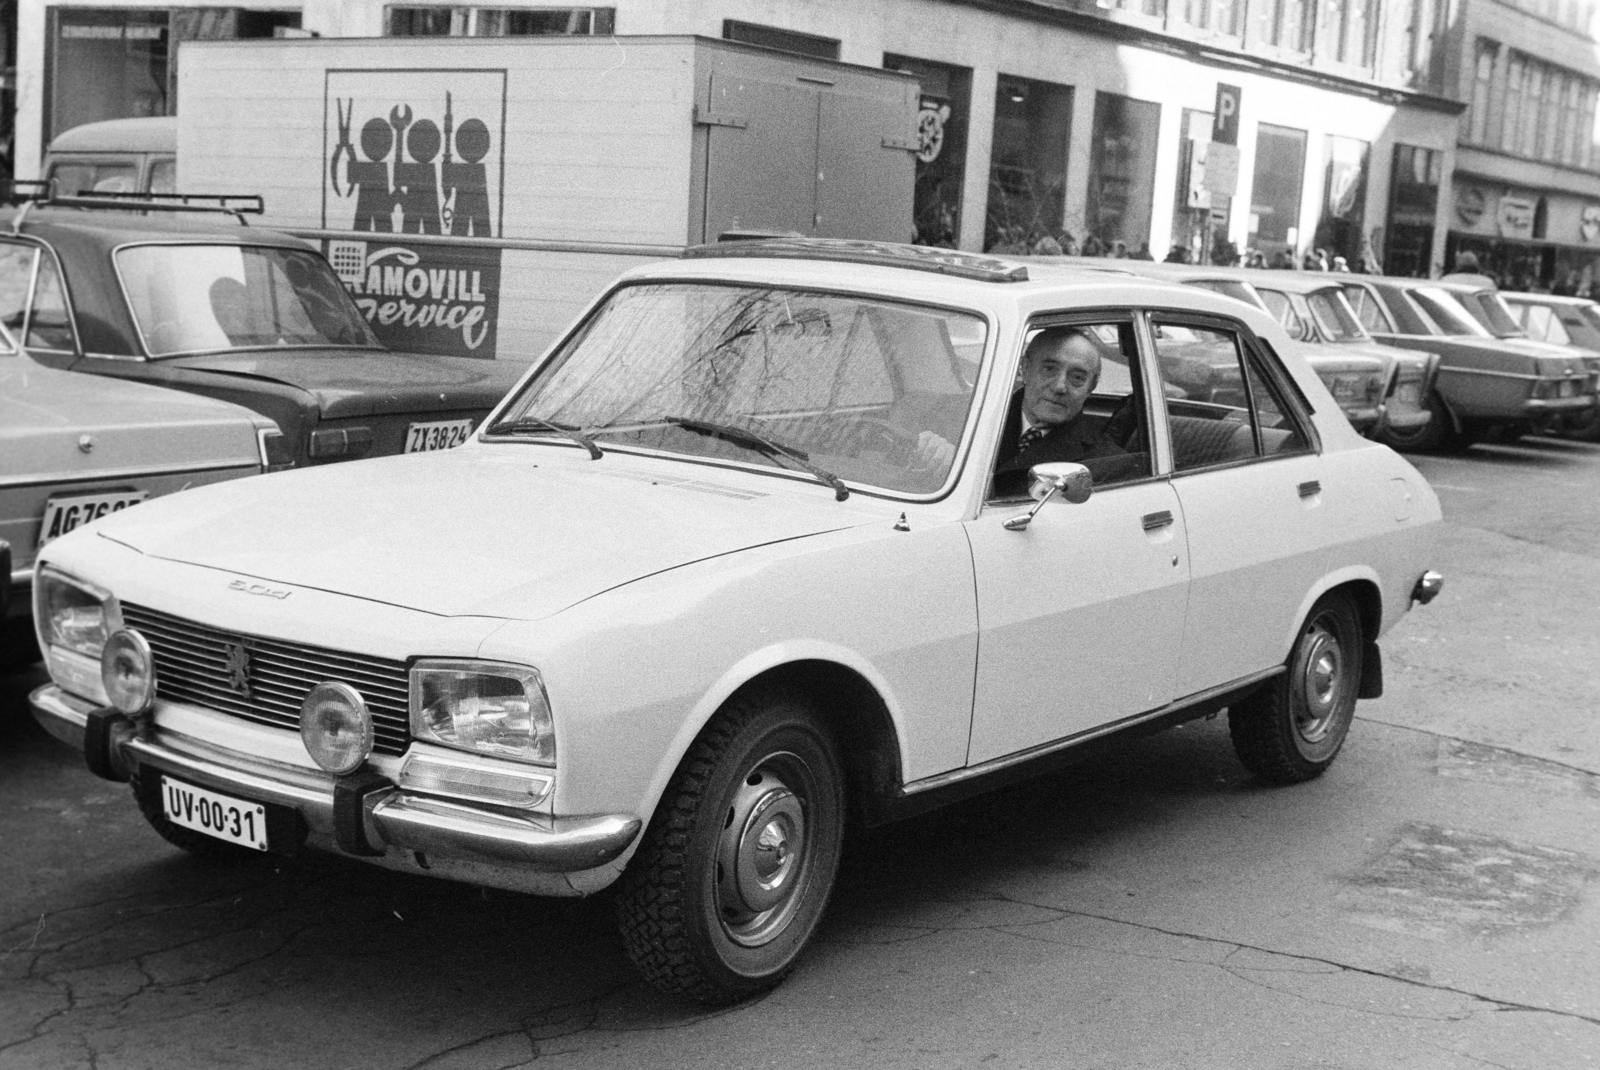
[161,776,270,851]
[38,491,148,547]
[406,419,474,452]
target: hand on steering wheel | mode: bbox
[850,418,954,471]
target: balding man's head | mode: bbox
[1021,328,1101,429]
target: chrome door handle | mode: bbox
[1142,509,1174,531]
[1298,480,1321,499]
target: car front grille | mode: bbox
[121,603,411,756]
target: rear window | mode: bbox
[1189,279,1266,311]
[1410,287,1491,337]
[1305,290,1366,342]
[48,161,137,195]
[116,244,380,356]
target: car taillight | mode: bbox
[257,429,295,472]
[308,426,374,459]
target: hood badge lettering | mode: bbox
[222,642,253,699]
[229,579,292,600]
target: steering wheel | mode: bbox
[848,417,924,467]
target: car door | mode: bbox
[964,313,1190,766]
[1149,313,1328,696]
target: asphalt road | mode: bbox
[2,437,1598,1070]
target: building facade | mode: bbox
[15,0,1499,275]
[1442,0,1600,290]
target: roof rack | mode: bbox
[682,236,1030,283]
[4,184,265,225]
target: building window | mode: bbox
[1469,44,1600,169]
[886,54,972,248]
[1385,144,1440,277]
[1252,0,1313,52]
[1248,123,1306,262]
[1319,0,1376,65]
[1183,0,1242,34]
[1171,109,1231,263]
[985,76,1073,253]
[1085,91,1161,256]
[1467,39,1496,143]
[722,20,839,60]
[1313,134,1369,269]
[386,7,616,36]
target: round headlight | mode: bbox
[299,682,373,775]
[101,629,156,716]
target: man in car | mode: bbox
[989,326,1131,497]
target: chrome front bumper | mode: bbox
[31,684,640,873]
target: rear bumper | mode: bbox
[31,684,640,874]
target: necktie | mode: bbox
[1018,426,1047,453]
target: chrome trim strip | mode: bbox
[371,796,639,870]
[1437,366,1584,382]
[0,459,258,490]
[901,666,1285,797]
[30,682,92,750]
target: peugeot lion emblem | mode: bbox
[223,642,252,699]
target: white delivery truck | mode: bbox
[175,35,920,361]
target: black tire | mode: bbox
[1229,593,1363,784]
[1377,392,1454,453]
[615,688,845,1005]
[130,765,267,862]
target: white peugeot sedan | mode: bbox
[31,239,1443,1004]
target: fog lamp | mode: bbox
[101,629,157,716]
[300,682,374,775]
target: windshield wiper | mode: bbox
[661,415,849,501]
[488,415,603,459]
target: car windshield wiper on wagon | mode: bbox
[487,415,603,459]
[659,415,849,501]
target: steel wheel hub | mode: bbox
[1295,621,1344,743]
[716,763,809,945]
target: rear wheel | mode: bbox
[1229,593,1363,784]
[616,688,845,1004]
[1377,393,1454,453]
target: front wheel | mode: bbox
[616,689,845,1004]
[1229,593,1363,784]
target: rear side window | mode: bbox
[1149,319,1311,472]
[1342,284,1392,333]
[1257,289,1307,340]
[26,254,76,352]
[148,159,176,194]
[0,242,38,344]
[1372,284,1434,335]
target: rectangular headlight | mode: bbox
[409,660,555,766]
[34,567,119,705]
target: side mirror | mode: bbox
[1004,462,1092,530]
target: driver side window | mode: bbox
[988,318,1153,501]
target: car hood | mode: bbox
[89,449,879,620]
[162,349,528,419]
[1,355,266,478]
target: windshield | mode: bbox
[116,244,380,356]
[1305,289,1368,342]
[492,282,989,496]
[1409,287,1491,337]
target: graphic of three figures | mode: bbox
[335,93,492,236]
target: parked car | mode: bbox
[31,239,1443,1004]
[3,332,278,667]
[1497,291,1600,439]
[1332,274,1594,450]
[1221,273,1438,450]
[1051,259,1431,442]
[3,198,526,467]
[1501,291,1600,352]
[43,117,177,197]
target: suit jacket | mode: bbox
[991,390,1133,498]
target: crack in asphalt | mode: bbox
[984,894,1600,1031]
[1353,713,1600,779]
